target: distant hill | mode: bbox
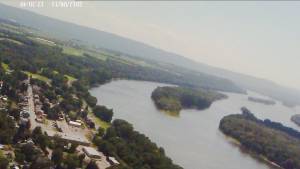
[1,3,299,106]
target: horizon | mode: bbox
[1,1,300,90]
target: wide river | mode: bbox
[90,80,300,169]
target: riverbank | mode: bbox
[219,108,300,169]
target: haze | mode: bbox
[2,1,300,90]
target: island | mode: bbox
[219,107,300,169]
[291,114,300,126]
[248,96,276,105]
[151,86,227,113]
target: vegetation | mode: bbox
[0,19,184,169]
[92,105,114,123]
[151,86,226,113]
[219,107,300,169]
[94,119,183,169]
[24,71,51,84]
[0,111,17,144]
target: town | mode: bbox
[0,76,119,169]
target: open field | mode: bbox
[28,37,56,46]
[0,37,23,45]
[62,46,85,56]
[23,71,51,84]
[1,62,9,72]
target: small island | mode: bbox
[291,114,300,126]
[151,86,227,113]
[219,107,300,169]
[248,96,276,105]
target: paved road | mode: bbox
[27,84,38,130]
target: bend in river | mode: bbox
[90,80,300,169]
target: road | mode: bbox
[27,84,38,130]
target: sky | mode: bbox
[1,1,300,90]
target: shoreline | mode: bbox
[222,133,282,169]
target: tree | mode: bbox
[32,127,49,150]
[0,112,17,144]
[30,156,52,169]
[68,143,78,153]
[64,154,80,169]
[86,160,99,169]
[85,95,97,107]
[96,127,105,137]
[93,105,113,123]
[51,148,63,165]
[78,154,85,167]
[0,157,9,169]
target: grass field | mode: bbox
[62,46,108,61]
[90,113,111,129]
[64,74,76,81]
[29,37,56,46]
[0,38,24,45]
[62,46,85,56]
[1,63,9,72]
[81,99,111,130]
[65,74,77,86]
[23,71,51,84]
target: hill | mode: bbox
[1,3,300,105]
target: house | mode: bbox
[76,119,83,124]
[36,117,43,123]
[107,156,120,166]
[10,165,20,169]
[69,121,82,127]
[34,94,39,99]
[82,147,101,159]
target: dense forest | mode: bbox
[93,119,183,169]
[219,108,300,169]
[0,18,245,94]
[151,86,226,113]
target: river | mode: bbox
[90,80,300,169]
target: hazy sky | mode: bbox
[2,1,300,89]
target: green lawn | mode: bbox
[1,63,9,72]
[90,113,111,129]
[64,74,76,81]
[23,71,51,84]
[64,74,77,87]
[81,99,111,129]
[87,51,107,61]
[29,37,56,46]
[62,46,108,61]
[0,38,23,45]
[62,46,85,56]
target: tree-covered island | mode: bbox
[151,86,227,113]
[219,107,300,169]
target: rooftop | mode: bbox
[83,146,101,157]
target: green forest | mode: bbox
[93,119,183,169]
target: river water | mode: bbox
[90,80,300,169]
